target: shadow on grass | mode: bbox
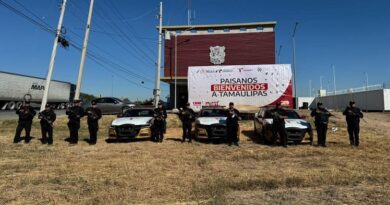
[13,136,35,143]
[105,138,151,144]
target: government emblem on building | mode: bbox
[209,46,225,65]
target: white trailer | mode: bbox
[0,71,75,110]
[313,87,390,112]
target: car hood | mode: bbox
[111,117,153,126]
[264,118,310,129]
[196,117,227,126]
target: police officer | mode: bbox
[153,102,167,142]
[269,102,289,148]
[14,101,36,143]
[38,104,56,145]
[226,102,241,146]
[85,101,102,145]
[343,101,363,146]
[66,100,85,145]
[179,102,196,143]
[311,102,333,147]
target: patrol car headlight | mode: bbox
[109,127,116,136]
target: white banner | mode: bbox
[188,64,292,111]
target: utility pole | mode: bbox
[75,0,95,100]
[154,1,163,108]
[40,0,67,112]
[277,45,282,64]
[332,64,336,95]
[365,72,369,90]
[188,0,192,25]
[174,33,178,110]
[292,22,299,109]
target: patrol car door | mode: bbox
[254,110,264,134]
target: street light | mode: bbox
[292,22,299,109]
[276,45,282,64]
[166,27,194,112]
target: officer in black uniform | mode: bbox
[153,102,167,142]
[311,102,333,147]
[85,101,102,145]
[226,102,241,146]
[269,102,289,148]
[14,101,36,143]
[66,100,85,144]
[179,102,196,143]
[343,101,364,146]
[38,104,56,145]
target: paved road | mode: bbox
[0,110,66,120]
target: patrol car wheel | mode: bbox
[16,101,23,109]
[7,101,16,110]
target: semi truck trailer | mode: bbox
[0,71,75,110]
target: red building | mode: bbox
[161,22,278,108]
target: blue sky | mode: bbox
[0,0,389,100]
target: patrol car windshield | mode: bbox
[285,110,300,119]
[264,109,300,119]
[123,109,154,117]
[200,109,226,117]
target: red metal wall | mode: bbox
[164,32,275,77]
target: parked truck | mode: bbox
[0,71,75,110]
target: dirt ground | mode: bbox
[0,111,389,204]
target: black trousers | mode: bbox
[88,121,99,144]
[40,123,53,144]
[153,120,165,142]
[68,121,80,143]
[347,122,360,146]
[272,123,287,146]
[182,121,192,141]
[227,124,239,144]
[14,121,32,142]
[316,123,328,146]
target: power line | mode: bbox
[0,0,154,92]
[107,0,156,55]
[67,29,154,82]
[12,0,53,28]
[0,0,54,33]
[97,1,156,65]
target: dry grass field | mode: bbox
[0,111,389,204]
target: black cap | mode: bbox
[91,101,97,105]
[317,102,323,106]
[73,99,81,103]
[276,102,281,106]
[45,104,50,108]
[349,101,355,106]
[229,102,234,106]
[186,102,190,106]
[158,102,162,105]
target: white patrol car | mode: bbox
[108,107,154,140]
[253,107,313,144]
[194,107,228,140]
